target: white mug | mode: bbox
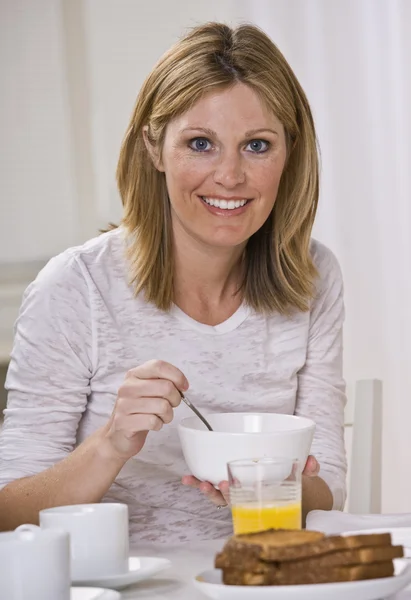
[0,524,71,600]
[40,503,129,580]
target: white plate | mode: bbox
[71,588,120,600]
[73,556,171,590]
[193,562,411,600]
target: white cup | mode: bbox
[0,524,71,600]
[40,503,129,580]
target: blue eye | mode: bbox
[189,137,211,152]
[246,139,270,153]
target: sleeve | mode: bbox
[295,242,347,510]
[0,251,95,489]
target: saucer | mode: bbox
[72,556,171,590]
[71,588,120,600]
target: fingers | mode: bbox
[182,475,200,487]
[129,360,189,392]
[106,412,163,458]
[110,360,190,460]
[218,480,230,501]
[117,381,177,416]
[107,360,189,460]
[303,455,320,477]
[128,378,181,408]
[111,413,165,438]
[182,476,230,506]
[122,363,187,409]
[115,396,174,424]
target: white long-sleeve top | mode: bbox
[0,228,347,544]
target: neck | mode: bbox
[172,222,245,307]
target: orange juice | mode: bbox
[231,503,302,534]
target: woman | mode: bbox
[0,22,346,543]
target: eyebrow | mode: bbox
[180,127,279,137]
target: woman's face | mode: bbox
[155,82,287,250]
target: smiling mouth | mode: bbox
[200,196,251,210]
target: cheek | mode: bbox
[250,160,285,197]
[165,154,209,190]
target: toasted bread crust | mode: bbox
[216,543,403,573]
[222,560,395,586]
[220,530,392,563]
[216,529,399,587]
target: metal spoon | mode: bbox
[180,392,214,431]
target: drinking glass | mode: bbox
[228,457,302,534]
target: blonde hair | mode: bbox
[116,22,319,313]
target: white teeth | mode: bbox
[202,197,248,210]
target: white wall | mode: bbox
[0,0,249,260]
[1,0,410,512]
[0,0,78,263]
[81,0,250,224]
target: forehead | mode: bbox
[167,82,283,134]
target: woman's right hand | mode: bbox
[102,360,188,461]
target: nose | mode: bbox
[213,150,245,188]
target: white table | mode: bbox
[121,539,221,599]
[113,538,411,599]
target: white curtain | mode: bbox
[239,0,411,512]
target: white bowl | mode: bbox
[178,412,315,485]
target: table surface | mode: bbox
[121,539,219,599]
[101,538,411,600]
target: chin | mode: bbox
[201,234,249,249]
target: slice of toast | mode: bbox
[216,543,403,573]
[220,530,325,563]
[219,529,393,563]
[222,560,395,586]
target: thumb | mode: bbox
[304,455,320,476]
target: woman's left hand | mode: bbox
[182,455,320,507]
[181,475,230,507]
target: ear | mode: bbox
[142,126,164,172]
